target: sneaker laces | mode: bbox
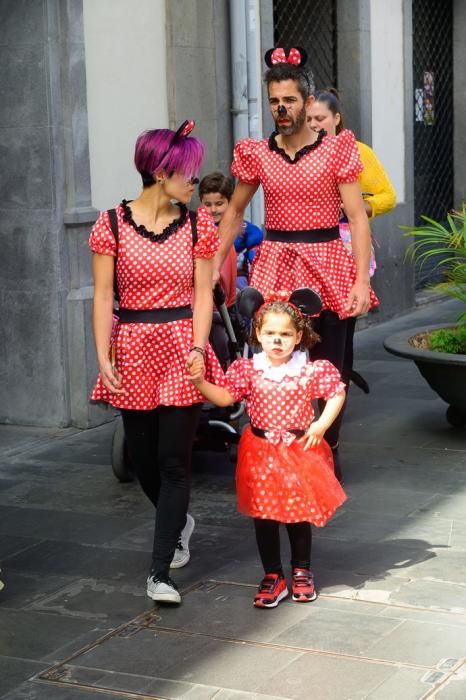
[175,537,183,551]
[259,573,280,593]
[293,570,313,588]
[149,572,178,589]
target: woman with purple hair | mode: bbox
[89,122,223,604]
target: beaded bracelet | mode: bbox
[189,346,205,358]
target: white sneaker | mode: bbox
[146,574,181,603]
[170,513,195,569]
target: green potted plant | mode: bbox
[384,206,466,427]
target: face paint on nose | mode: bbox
[278,105,287,117]
[273,337,282,345]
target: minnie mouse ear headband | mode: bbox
[264,47,308,68]
[238,287,322,319]
[140,120,196,186]
[174,119,195,139]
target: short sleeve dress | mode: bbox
[89,201,224,410]
[225,351,347,526]
[231,129,379,319]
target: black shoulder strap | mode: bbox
[108,208,118,247]
[107,209,119,301]
[188,209,198,247]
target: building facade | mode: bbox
[1,0,465,427]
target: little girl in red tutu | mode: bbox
[189,289,346,608]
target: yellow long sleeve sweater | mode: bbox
[357,141,397,219]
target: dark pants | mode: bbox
[310,311,355,448]
[254,519,312,574]
[121,404,201,577]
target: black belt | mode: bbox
[266,226,339,243]
[118,306,193,324]
[251,425,305,439]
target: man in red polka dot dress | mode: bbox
[214,47,379,480]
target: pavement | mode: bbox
[0,298,465,700]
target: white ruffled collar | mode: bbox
[253,351,307,382]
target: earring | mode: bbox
[157,177,166,184]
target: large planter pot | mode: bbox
[384,323,466,427]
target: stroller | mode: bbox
[111,285,244,483]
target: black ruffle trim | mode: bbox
[121,199,187,244]
[268,129,326,164]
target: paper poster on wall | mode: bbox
[423,71,435,126]
[415,88,424,122]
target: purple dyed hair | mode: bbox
[134,129,204,185]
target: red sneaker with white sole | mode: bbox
[291,567,317,602]
[254,572,288,608]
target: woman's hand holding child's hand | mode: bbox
[299,420,327,451]
[187,356,205,385]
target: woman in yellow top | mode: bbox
[308,88,396,220]
[308,89,396,477]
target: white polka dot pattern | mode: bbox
[88,205,224,410]
[231,129,379,318]
[227,358,347,525]
[225,358,345,430]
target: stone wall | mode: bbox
[0,0,108,427]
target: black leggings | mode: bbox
[254,519,312,574]
[310,311,354,448]
[121,404,201,577]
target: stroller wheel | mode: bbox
[111,417,134,483]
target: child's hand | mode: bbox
[300,420,326,450]
[187,357,205,385]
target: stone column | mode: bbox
[0,0,108,427]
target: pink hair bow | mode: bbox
[271,47,302,66]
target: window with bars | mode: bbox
[412,0,454,287]
[273,0,337,90]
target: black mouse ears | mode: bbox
[237,287,322,318]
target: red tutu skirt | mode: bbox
[236,427,346,526]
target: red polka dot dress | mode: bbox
[225,352,347,525]
[231,129,379,319]
[89,202,224,410]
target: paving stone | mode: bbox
[0,534,42,560]
[4,541,149,583]
[154,581,311,643]
[387,578,466,613]
[2,681,129,699]
[435,674,466,699]
[365,666,435,699]
[0,609,97,660]
[366,619,466,666]
[255,652,394,700]
[0,657,47,698]
[0,505,148,546]
[74,627,301,693]
[322,510,453,547]
[377,604,466,629]
[0,570,76,610]
[29,578,152,623]
[270,606,402,656]
[211,692,289,700]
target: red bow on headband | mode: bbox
[263,290,291,304]
[271,47,302,66]
[174,120,195,140]
[256,291,303,318]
